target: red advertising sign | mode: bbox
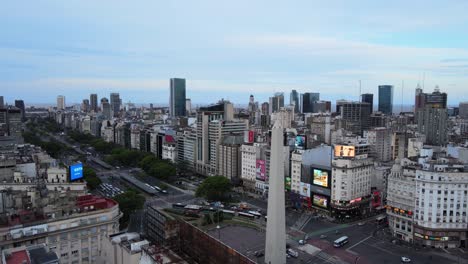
[256,160,266,181]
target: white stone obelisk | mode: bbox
[264,120,286,264]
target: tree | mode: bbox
[83,166,101,190]
[114,190,146,229]
[195,176,232,202]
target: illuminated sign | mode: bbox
[256,160,266,181]
[312,168,330,188]
[414,233,450,241]
[244,130,255,143]
[295,135,306,150]
[69,163,84,181]
[312,194,329,209]
[350,197,362,204]
[299,182,310,197]
[334,145,356,158]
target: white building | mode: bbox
[331,153,374,217]
[162,143,176,163]
[290,150,303,194]
[241,144,258,193]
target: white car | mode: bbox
[298,240,306,245]
[401,256,411,263]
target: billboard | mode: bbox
[312,194,329,209]
[295,135,306,149]
[312,168,330,188]
[334,145,355,158]
[244,130,255,143]
[299,182,311,197]
[285,177,291,191]
[256,160,266,181]
[69,163,84,181]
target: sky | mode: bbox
[1,0,468,106]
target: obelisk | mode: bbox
[264,120,286,264]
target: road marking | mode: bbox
[300,215,313,231]
[347,235,372,251]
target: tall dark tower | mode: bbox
[14,100,25,121]
[378,85,393,115]
[90,93,98,112]
[169,78,186,117]
[361,93,374,113]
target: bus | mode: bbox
[247,210,262,218]
[221,209,236,216]
[333,236,349,248]
[238,212,255,220]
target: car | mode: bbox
[358,222,365,226]
[298,240,306,245]
[401,257,411,263]
[287,249,298,258]
[254,251,264,257]
[319,235,327,239]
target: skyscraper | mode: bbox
[90,93,98,112]
[81,99,90,112]
[340,102,371,135]
[378,85,393,115]
[361,93,374,113]
[110,93,120,117]
[301,92,320,113]
[414,84,425,112]
[416,87,448,146]
[424,86,447,109]
[185,98,192,115]
[0,96,4,108]
[169,78,186,117]
[14,100,25,121]
[101,97,111,120]
[268,92,284,114]
[57,95,65,110]
[417,107,448,146]
[290,90,299,113]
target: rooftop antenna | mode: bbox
[359,80,362,101]
[423,72,425,91]
[401,80,404,113]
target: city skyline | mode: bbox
[2,1,468,104]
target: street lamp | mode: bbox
[216,225,221,239]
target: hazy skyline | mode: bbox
[2,1,468,105]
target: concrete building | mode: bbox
[195,100,235,175]
[378,85,393,115]
[185,98,191,115]
[361,93,374,113]
[90,94,98,113]
[417,107,448,146]
[269,92,284,114]
[102,232,149,264]
[309,113,333,144]
[2,244,59,264]
[57,95,65,110]
[366,127,392,162]
[240,144,259,193]
[110,93,121,117]
[386,158,417,243]
[331,145,374,218]
[169,78,186,117]
[301,92,320,113]
[207,120,247,176]
[290,90,299,113]
[339,102,371,135]
[14,100,25,121]
[217,135,243,183]
[459,102,468,119]
[101,98,111,120]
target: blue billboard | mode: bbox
[69,163,84,181]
